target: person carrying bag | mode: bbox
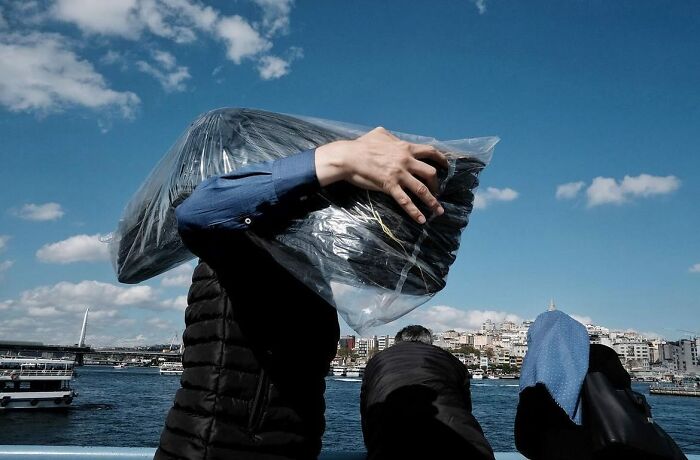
[515,309,687,460]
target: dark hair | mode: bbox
[395,325,433,345]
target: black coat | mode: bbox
[360,341,495,460]
[154,236,340,460]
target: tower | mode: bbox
[78,307,89,347]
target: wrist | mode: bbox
[315,140,351,187]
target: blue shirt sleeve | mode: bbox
[175,148,320,259]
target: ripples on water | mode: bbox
[0,366,698,454]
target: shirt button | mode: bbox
[244,217,252,225]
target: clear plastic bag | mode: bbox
[109,108,497,333]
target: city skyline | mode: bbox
[1,1,698,346]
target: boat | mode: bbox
[0,357,76,409]
[345,366,364,378]
[113,363,128,369]
[470,369,484,379]
[649,381,700,397]
[487,374,500,380]
[332,366,346,377]
[159,361,183,376]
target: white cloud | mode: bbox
[570,314,593,325]
[472,0,487,14]
[165,0,218,30]
[253,0,293,36]
[101,50,127,66]
[473,187,518,210]
[556,181,585,200]
[36,233,110,264]
[12,280,155,310]
[52,0,140,38]
[0,235,9,252]
[257,46,302,80]
[0,278,189,345]
[159,295,188,311]
[257,55,290,80]
[136,50,190,92]
[217,15,271,63]
[0,32,140,117]
[408,305,523,332]
[52,1,275,64]
[690,264,700,273]
[146,317,173,329]
[586,174,680,207]
[17,202,64,221]
[160,262,194,287]
[0,260,13,279]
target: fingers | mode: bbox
[408,159,439,194]
[409,144,449,169]
[388,185,427,224]
[400,175,444,217]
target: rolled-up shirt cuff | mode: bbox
[271,148,321,202]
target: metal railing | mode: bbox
[0,446,696,459]
[0,370,73,378]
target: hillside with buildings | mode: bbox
[335,304,699,381]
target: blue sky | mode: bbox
[0,0,698,346]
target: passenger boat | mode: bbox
[345,366,364,378]
[0,357,76,409]
[470,369,484,379]
[332,366,346,376]
[159,361,183,376]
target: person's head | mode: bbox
[395,325,433,345]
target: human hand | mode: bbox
[316,127,448,224]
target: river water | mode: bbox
[0,366,698,454]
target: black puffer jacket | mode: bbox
[155,237,340,460]
[360,341,495,460]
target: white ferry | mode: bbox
[159,361,183,376]
[470,369,485,379]
[0,357,76,410]
[345,366,364,378]
[332,366,346,377]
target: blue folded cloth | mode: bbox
[519,310,590,424]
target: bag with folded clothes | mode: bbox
[109,108,497,333]
[582,344,687,460]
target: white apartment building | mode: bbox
[473,334,492,349]
[613,342,651,369]
[376,335,395,351]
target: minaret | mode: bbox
[78,307,89,347]
[547,298,556,311]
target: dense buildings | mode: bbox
[336,303,699,378]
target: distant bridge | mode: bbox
[0,341,181,365]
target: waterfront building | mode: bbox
[472,333,492,349]
[376,335,394,351]
[338,335,356,351]
[659,338,699,374]
[355,338,370,358]
[481,319,496,333]
[613,341,651,370]
[510,343,528,358]
[479,356,490,369]
[590,333,614,348]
